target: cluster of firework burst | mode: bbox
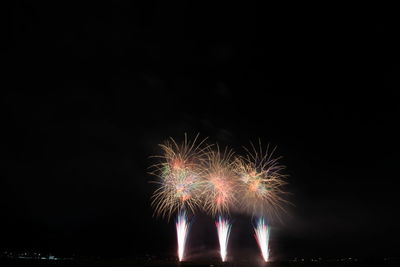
[149,134,288,262]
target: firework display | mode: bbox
[150,134,208,261]
[234,142,287,261]
[200,147,236,261]
[149,135,288,262]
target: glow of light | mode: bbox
[176,211,189,261]
[254,217,270,262]
[216,216,232,262]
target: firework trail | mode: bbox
[234,141,288,221]
[216,216,232,262]
[254,217,270,262]
[176,211,189,261]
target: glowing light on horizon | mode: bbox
[254,217,270,262]
[176,211,189,261]
[216,216,232,262]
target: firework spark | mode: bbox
[201,147,237,216]
[150,134,208,220]
[234,141,288,220]
[216,216,232,262]
[254,217,270,262]
[176,211,189,261]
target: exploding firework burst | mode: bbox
[234,141,288,220]
[150,134,208,220]
[201,147,237,216]
[254,217,270,262]
[216,216,232,262]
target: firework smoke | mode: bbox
[254,217,270,262]
[216,216,232,262]
[176,211,189,261]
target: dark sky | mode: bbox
[2,2,399,260]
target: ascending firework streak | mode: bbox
[254,217,270,262]
[216,216,232,262]
[150,134,208,261]
[202,147,236,261]
[176,211,189,261]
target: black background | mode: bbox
[2,2,399,260]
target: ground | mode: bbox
[1,258,398,267]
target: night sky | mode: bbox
[2,2,399,261]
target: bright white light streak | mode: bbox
[176,211,189,261]
[254,217,270,262]
[216,216,232,262]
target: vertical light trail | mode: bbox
[254,217,270,262]
[216,216,232,262]
[176,211,189,261]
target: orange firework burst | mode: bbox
[234,141,289,220]
[201,147,237,216]
[150,134,208,220]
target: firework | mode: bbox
[201,147,237,216]
[216,216,232,262]
[200,147,236,262]
[234,141,288,220]
[176,211,189,261]
[150,134,208,220]
[254,217,270,262]
[149,136,288,262]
